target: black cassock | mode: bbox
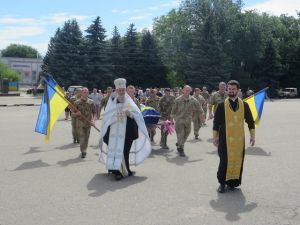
[213,98,255,187]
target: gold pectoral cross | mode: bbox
[117,111,125,122]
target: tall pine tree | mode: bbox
[187,18,231,88]
[257,39,282,96]
[122,24,141,85]
[110,26,123,80]
[140,30,167,88]
[42,20,85,87]
[85,16,112,89]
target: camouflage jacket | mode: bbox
[145,96,160,110]
[171,95,203,121]
[158,95,175,120]
[209,91,228,112]
[75,98,95,128]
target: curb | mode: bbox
[0,104,41,107]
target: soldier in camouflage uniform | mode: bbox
[170,85,203,157]
[158,88,175,149]
[99,86,113,115]
[127,85,141,110]
[145,89,160,142]
[208,82,228,120]
[193,88,206,139]
[200,86,210,123]
[74,88,96,158]
[70,88,82,143]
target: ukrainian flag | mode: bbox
[244,88,268,126]
[35,76,69,141]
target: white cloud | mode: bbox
[0,26,46,40]
[128,13,153,21]
[245,0,300,17]
[113,0,181,15]
[0,17,36,24]
[112,9,130,14]
[0,13,91,55]
[29,42,49,55]
[0,13,91,26]
[0,26,47,55]
[128,15,147,21]
[46,13,90,24]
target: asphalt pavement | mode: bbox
[0,98,299,225]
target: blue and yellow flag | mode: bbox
[244,88,268,126]
[35,76,69,141]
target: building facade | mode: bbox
[0,57,43,85]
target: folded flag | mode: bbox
[244,87,268,126]
[141,105,161,125]
[35,75,69,141]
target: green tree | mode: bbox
[110,26,124,80]
[42,20,85,87]
[139,30,167,88]
[122,24,141,85]
[1,44,42,58]
[85,16,112,89]
[187,17,231,88]
[257,39,282,96]
[153,9,191,84]
[0,62,20,81]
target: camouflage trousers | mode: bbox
[160,124,168,147]
[71,117,79,140]
[175,119,191,149]
[203,106,207,121]
[147,125,156,142]
[192,115,202,137]
[78,126,91,153]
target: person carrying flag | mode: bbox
[73,88,96,158]
[212,80,255,193]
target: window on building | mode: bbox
[32,71,37,81]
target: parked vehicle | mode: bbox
[26,87,44,95]
[67,86,84,96]
[277,88,298,98]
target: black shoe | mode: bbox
[179,151,186,157]
[81,152,86,158]
[217,184,226,193]
[195,135,199,140]
[76,139,80,144]
[128,171,136,176]
[227,185,236,191]
[177,148,186,157]
[73,139,76,144]
[115,174,124,181]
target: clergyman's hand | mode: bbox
[213,138,219,147]
[125,110,132,118]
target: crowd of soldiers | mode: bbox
[64,82,234,158]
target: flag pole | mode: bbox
[244,87,269,101]
[42,76,100,132]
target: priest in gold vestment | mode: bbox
[213,80,255,193]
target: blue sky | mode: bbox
[0,0,299,55]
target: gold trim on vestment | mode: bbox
[224,98,245,181]
[213,130,219,139]
[250,129,255,138]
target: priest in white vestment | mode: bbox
[99,78,152,180]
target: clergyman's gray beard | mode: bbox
[117,96,125,103]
